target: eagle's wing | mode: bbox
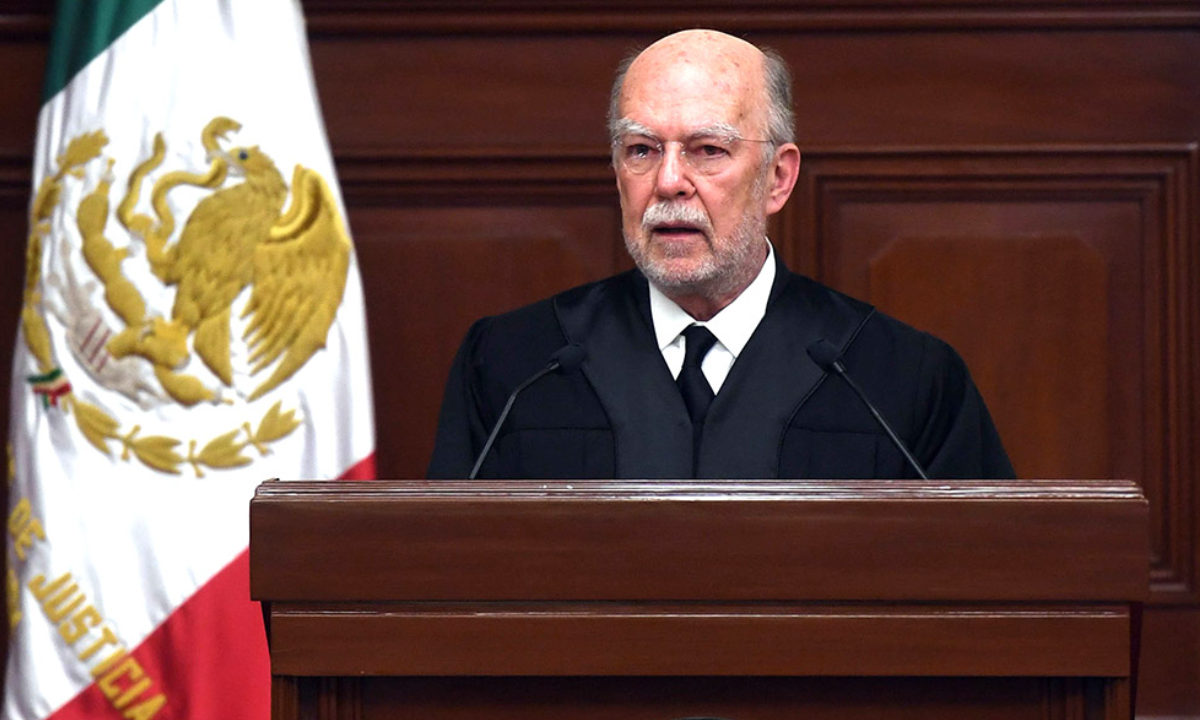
[242,165,351,401]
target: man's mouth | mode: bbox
[651,223,704,237]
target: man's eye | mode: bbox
[626,143,655,159]
[695,144,729,157]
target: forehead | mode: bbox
[619,36,766,137]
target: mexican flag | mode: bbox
[5,1,376,718]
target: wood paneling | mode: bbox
[796,147,1198,605]
[251,478,1145,719]
[353,201,622,475]
[0,42,43,160]
[310,36,619,153]
[302,1,1200,32]
[267,603,1133,677]
[0,192,27,682]
[871,234,1110,477]
[356,677,1096,720]
[251,480,1148,603]
[1139,607,1200,715]
[307,29,1200,152]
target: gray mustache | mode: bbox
[642,202,712,232]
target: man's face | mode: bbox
[614,40,782,301]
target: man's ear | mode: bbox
[764,144,801,216]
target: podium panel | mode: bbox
[251,479,1148,720]
[289,676,1127,720]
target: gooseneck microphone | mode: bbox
[468,343,587,480]
[806,339,930,480]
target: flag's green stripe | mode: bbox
[42,0,168,102]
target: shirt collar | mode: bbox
[649,240,776,357]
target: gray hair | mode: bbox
[761,47,797,146]
[606,42,797,149]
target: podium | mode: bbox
[250,479,1148,720]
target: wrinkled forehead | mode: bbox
[619,32,769,137]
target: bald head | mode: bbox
[607,29,795,148]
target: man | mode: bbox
[427,29,1014,480]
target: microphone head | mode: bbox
[806,339,843,372]
[550,343,586,374]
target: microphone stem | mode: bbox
[833,364,930,480]
[468,361,560,480]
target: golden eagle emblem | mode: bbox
[74,116,352,405]
[18,117,348,474]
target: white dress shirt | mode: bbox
[649,241,776,394]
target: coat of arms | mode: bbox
[21,117,353,476]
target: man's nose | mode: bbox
[654,143,695,198]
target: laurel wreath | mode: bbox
[69,396,300,477]
[21,131,303,477]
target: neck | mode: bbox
[667,291,739,322]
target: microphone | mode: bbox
[468,343,586,479]
[806,339,930,480]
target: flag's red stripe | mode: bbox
[338,452,376,480]
[47,550,269,720]
[45,452,376,720]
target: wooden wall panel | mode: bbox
[0,19,44,674]
[0,197,29,678]
[0,177,31,439]
[1140,608,1200,715]
[306,27,1200,152]
[795,147,1197,609]
[0,38,44,159]
[870,234,1111,479]
[309,35,619,153]
[352,202,622,477]
[0,27,45,470]
[776,31,1200,146]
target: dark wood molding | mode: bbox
[334,149,614,203]
[268,601,1133,677]
[319,677,361,720]
[0,155,29,203]
[300,2,1200,34]
[8,1,1200,39]
[271,676,300,720]
[0,13,46,40]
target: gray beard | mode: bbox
[625,201,768,302]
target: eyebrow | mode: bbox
[613,119,746,142]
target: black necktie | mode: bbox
[677,325,718,472]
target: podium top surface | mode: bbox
[253,477,1144,500]
[250,479,1148,603]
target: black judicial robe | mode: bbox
[427,255,1015,480]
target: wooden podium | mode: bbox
[249,479,1148,720]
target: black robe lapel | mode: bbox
[554,261,873,480]
[554,272,694,478]
[697,261,874,478]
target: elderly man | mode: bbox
[427,29,1014,480]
